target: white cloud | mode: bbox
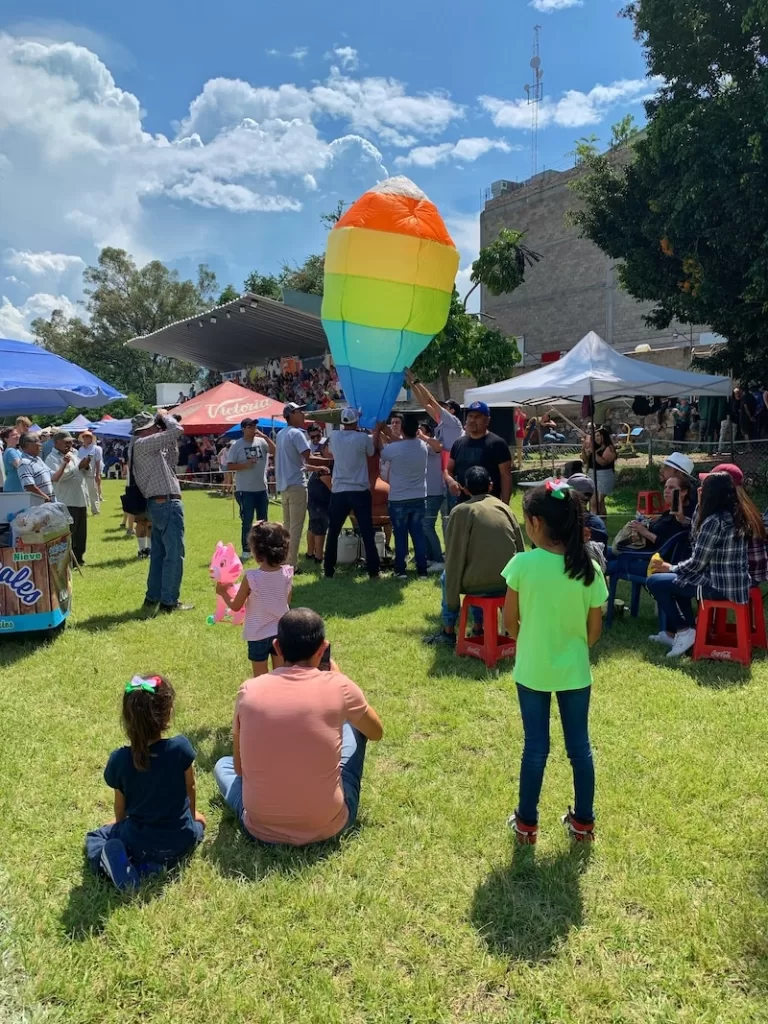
[5,249,84,276]
[0,29,456,327]
[163,176,302,213]
[377,127,418,148]
[480,77,660,130]
[395,137,512,168]
[290,47,308,63]
[266,48,280,57]
[332,46,359,71]
[312,68,463,137]
[0,292,79,341]
[530,0,583,11]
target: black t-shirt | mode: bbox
[450,432,511,501]
[104,735,198,859]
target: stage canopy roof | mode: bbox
[125,292,327,372]
[464,331,732,407]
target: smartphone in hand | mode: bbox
[319,644,332,671]
[671,488,681,514]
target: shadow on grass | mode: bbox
[672,657,754,690]
[203,812,356,882]
[72,607,155,632]
[471,844,590,962]
[86,556,141,570]
[61,858,181,940]
[289,573,411,619]
[0,625,65,667]
[185,724,232,771]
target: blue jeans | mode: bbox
[85,819,204,874]
[324,490,380,576]
[441,488,459,534]
[516,683,594,825]
[214,723,368,842]
[543,432,566,443]
[440,571,504,630]
[423,494,444,563]
[236,490,269,553]
[645,572,727,632]
[389,498,428,574]
[146,498,185,606]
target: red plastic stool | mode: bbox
[637,490,664,516]
[456,595,516,669]
[692,598,752,666]
[714,586,768,651]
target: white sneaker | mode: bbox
[427,562,444,574]
[649,632,674,647]
[666,627,696,658]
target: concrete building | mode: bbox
[480,166,710,365]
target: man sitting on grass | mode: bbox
[424,466,525,646]
[214,608,383,846]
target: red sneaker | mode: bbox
[507,813,538,845]
[561,808,595,842]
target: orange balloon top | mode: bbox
[336,186,455,247]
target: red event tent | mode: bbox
[169,382,286,434]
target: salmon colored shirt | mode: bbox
[234,666,369,845]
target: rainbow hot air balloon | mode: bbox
[322,176,459,428]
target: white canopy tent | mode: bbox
[464,331,732,407]
[464,332,732,501]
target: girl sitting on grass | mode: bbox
[85,675,205,891]
[502,480,608,846]
[216,520,293,676]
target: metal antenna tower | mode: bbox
[524,25,543,178]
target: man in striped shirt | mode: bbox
[17,433,53,500]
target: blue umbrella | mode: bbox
[223,417,285,439]
[0,338,124,413]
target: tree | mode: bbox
[218,284,240,304]
[32,248,208,402]
[280,253,325,296]
[462,228,542,309]
[610,114,639,149]
[319,200,346,229]
[570,134,601,165]
[243,272,282,300]
[569,0,768,383]
[413,289,522,398]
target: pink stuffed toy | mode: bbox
[208,541,245,625]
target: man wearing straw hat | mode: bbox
[77,429,103,515]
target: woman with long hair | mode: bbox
[583,425,617,516]
[646,472,751,658]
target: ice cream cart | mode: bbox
[0,493,72,634]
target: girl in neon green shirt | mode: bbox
[502,480,607,845]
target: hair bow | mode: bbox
[125,675,161,694]
[545,479,571,500]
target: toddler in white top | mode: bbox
[215,520,294,676]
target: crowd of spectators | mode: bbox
[243,364,344,411]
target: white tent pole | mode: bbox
[590,382,599,509]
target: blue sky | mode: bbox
[0,0,651,339]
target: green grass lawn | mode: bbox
[2,482,768,1023]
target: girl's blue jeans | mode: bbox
[516,683,594,825]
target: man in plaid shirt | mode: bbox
[646,480,750,658]
[130,410,192,614]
